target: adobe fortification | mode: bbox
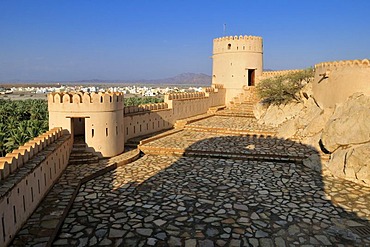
[48,92,125,157]
[212,35,263,104]
[2,34,369,246]
[313,59,370,108]
[47,86,226,157]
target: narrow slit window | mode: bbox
[13,206,16,223]
[92,129,95,138]
[31,187,34,202]
[106,128,108,136]
[2,216,5,241]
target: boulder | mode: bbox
[326,148,348,179]
[346,143,370,184]
[296,97,323,127]
[303,153,322,172]
[326,143,370,185]
[301,107,334,137]
[321,93,370,152]
[277,119,297,139]
[253,102,267,120]
[300,132,322,152]
[259,102,303,127]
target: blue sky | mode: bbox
[0,0,369,81]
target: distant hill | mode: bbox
[142,73,212,85]
[0,73,212,86]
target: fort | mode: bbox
[1,35,369,246]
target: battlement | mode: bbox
[0,128,63,181]
[213,35,263,54]
[315,59,369,70]
[261,69,304,78]
[214,35,263,42]
[212,84,224,89]
[166,92,206,101]
[124,103,169,115]
[48,92,124,112]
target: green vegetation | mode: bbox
[0,99,48,157]
[256,68,314,105]
[124,96,164,107]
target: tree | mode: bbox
[256,68,314,105]
[0,99,49,156]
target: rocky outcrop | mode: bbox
[320,93,370,184]
[321,93,370,152]
[254,88,370,186]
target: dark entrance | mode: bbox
[71,118,86,143]
[247,69,255,86]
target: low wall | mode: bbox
[124,108,173,142]
[258,69,303,82]
[0,128,63,181]
[0,131,73,246]
[124,86,226,141]
[313,59,370,108]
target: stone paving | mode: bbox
[11,109,370,246]
[186,116,276,135]
[54,155,370,246]
[139,129,317,162]
[11,148,140,246]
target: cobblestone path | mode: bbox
[10,149,140,246]
[186,116,276,134]
[139,130,317,162]
[11,113,370,246]
[53,155,370,246]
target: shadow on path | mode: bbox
[53,135,370,246]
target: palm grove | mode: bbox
[0,99,49,157]
[0,96,164,157]
[0,69,312,157]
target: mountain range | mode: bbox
[77,73,212,85]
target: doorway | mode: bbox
[72,118,86,144]
[247,69,255,86]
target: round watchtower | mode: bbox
[48,92,125,157]
[212,35,263,104]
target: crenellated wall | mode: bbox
[212,35,263,105]
[213,35,263,54]
[123,86,226,141]
[0,128,63,181]
[0,129,72,246]
[48,92,124,112]
[259,69,303,80]
[313,59,370,108]
[48,92,125,157]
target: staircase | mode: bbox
[220,87,259,118]
[68,142,99,165]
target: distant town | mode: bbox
[0,72,211,100]
[0,84,204,100]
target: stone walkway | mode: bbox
[139,129,316,162]
[54,155,370,246]
[185,116,276,135]
[11,110,370,246]
[10,148,140,246]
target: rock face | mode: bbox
[321,94,370,152]
[255,88,370,186]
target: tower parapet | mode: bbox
[48,92,124,112]
[48,92,125,157]
[213,35,263,54]
[212,34,263,105]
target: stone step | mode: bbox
[68,156,99,165]
[69,151,95,158]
